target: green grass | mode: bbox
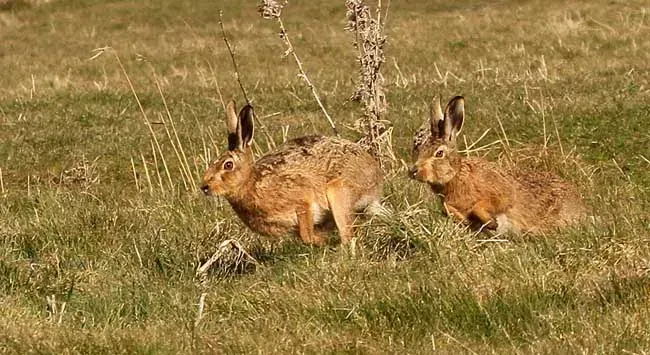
[2,0,650,353]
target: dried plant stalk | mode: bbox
[195,292,207,327]
[0,167,5,196]
[258,0,339,136]
[219,11,276,150]
[345,0,395,166]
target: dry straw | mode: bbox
[89,46,210,194]
[0,167,5,196]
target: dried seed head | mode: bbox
[344,0,392,165]
[258,0,286,19]
[345,0,368,32]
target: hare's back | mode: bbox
[515,171,586,227]
[255,135,378,178]
[516,172,575,203]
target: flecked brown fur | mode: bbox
[202,100,384,245]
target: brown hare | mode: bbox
[409,95,586,235]
[201,100,384,246]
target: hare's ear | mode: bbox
[226,100,240,151]
[238,104,255,148]
[443,96,465,142]
[430,94,444,137]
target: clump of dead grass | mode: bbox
[50,156,100,190]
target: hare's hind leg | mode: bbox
[297,203,326,246]
[326,179,354,245]
[470,200,498,230]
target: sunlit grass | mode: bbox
[1,0,650,353]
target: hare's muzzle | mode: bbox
[408,166,419,179]
[200,184,210,195]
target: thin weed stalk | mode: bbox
[640,154,650,165]
[258,1,338,136]
[106,48,175,192]
[540,94,549,154]
[194,114,211,171]
[195,293,207,327]
[140,153,153,195]
[496,115,513,165]
[460,128,491,155]
[187,105,218,173]
[150,140,166,193]
[130,157,140,192]
[132,237,144,268]
[0,167,5,196]
[152,71,197,192]
[186,138,203,187]
[551,114,565,157]
[156,112,189,190]
[219,11,276,151]
[167,113,195,189]
[208,61,226,112]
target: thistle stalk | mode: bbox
[345,0,395,166]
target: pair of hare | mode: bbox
[201,96,586,245]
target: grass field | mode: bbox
[1,0,650,353]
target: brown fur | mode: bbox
[410,95,586,234]
[202,101,383,245]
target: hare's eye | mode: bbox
[223,161,234,170]
[435,149,444,158]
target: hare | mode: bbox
[409,95,586,234]
[201,100,384,246]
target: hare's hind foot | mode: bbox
[326,179,354,245]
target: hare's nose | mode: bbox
[200,184,210,195]
[408,166,418,179]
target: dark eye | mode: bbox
[435,150,444,158]
[223,161,234,170]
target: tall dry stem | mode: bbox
[258,0,339,136]
[219,11,277,150]
[0,167,5,196]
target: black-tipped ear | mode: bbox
[430,95,444,138]
[238,104,255,148]
[226,100,240,151]
[443,96,465,142]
